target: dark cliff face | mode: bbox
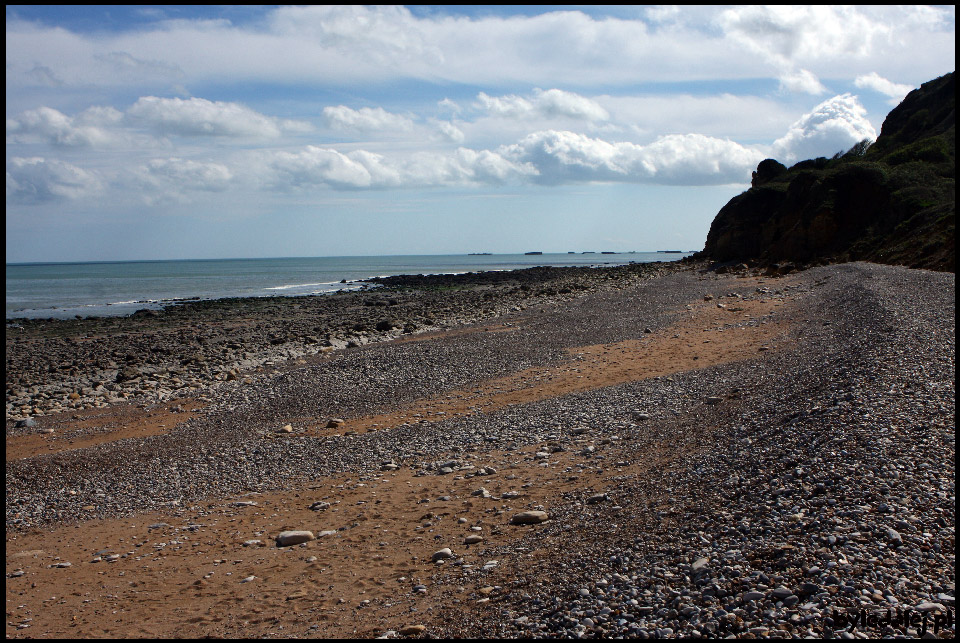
[699,72,955,272]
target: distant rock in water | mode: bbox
[697,72,955,272]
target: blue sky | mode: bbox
[6,5,956,262]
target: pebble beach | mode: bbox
[5,260,955,638]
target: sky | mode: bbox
[5,5,956,263]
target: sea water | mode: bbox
[5,252,691,320]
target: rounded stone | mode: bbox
[510,510,549,525]
[276,530,316,546]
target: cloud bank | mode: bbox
[5,6,952,212]
[7,6,952,91]
[4,88,893,206]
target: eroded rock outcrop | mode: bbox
[699,72,955,272]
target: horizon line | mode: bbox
[6,250,697,267]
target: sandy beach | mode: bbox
[5,261,955,638]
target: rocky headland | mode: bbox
[698,72,955,272]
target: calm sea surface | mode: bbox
[6,252,691,320]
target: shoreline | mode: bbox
[5,261,955,638]
[6,254,687,321]
[6,260,683,424]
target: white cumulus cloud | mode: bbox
[6,157,103,203]
[500,130,762,185]
[437,98,461,114]
[454,148,536,184]
[475,89,609,122]
[854,72,914,104]
[6,106,123,147]
[718,6,891,64]
[771,94,877,163]
[258,143,534,190]
[637,133,767,185]
[123,157,235,205]
[436,121,465,143]
[126,96,310,138]
[534,89,610,121]
[778,68,827,95]
[141,158,233,191]
[322,106,414,133]
[261,146,382,190]
[475,92,535,118]
[645,5,682,24]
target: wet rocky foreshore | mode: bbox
[6,260,677,424]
